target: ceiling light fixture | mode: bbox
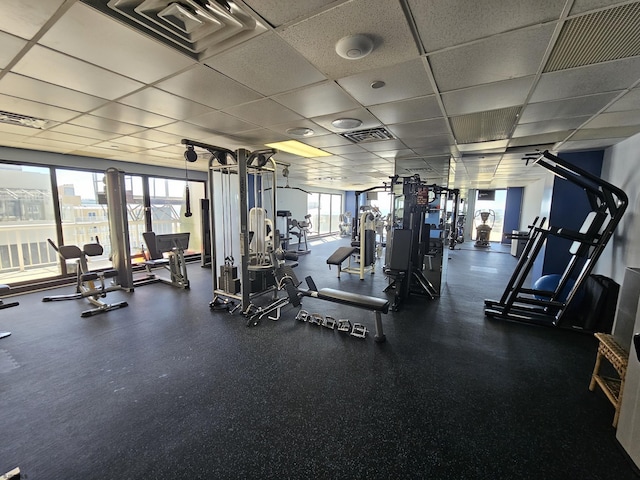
[265,140,331,158]
[331,118,362,130]
[335,34,374,60]
[371,80,385,89]
[286,127,315,137]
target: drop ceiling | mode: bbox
[0,0,639,192]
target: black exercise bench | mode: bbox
[302,276,388,342]
[326,246,358,278]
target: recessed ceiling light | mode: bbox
[331,118,363,130]
[286,127,315,137]
[265,140,331,158]
[371,80,386,89]
[335,34,374,60]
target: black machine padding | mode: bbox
[326,246,357,265]
[387,229,412,271]
[316,288,389,314]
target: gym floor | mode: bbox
[0,237,637,479]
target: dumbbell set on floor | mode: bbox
[294,309,368,338]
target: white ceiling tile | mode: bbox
[441,77,534,116]
[0,32,26,68]
[369,95,442,124]
[507,132,570,147]
[27,130,97,146]
[0,0,66,40]
[303,133,353,148]
[570,0,630,15]
[531,57,640,102]
[337,59,434,106]
[156,65,261,109]
[39,3,195,84]
[278,0,418,79]
[12,45,143,100]
[520,92,621,123]
[0,122,41,136]
[0,93,78,122]
[513,116,592,137]
[311,108,381,133]
[91,141,144,153]
[0,73,106,112]
[186,111,258,134]
[558,138,625,151]
[571,125,640,140]
[119,88,211,120]
[404,135,455,148]
[606,88,640,112]
[361,140,409,152]
[457,140,508,152]
[408,0,564,52]
[157,120,229,141]
[243,0,340,27]
[430,24,556,92]
[50,123,121,141]
[109,136,168,150]
[231,128,288,145]
[268,119,331,138]
[223,99,302,127]
[69,114,146,135]
[586,110,640,128]
[323,145,367,155]
[274,82,360,118]
[206,32,325,96]
[91,103,174,129]
[130,129,184,146]
[387,118,450,139]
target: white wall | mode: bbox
[519,176,547,230]
[596,133,640,284]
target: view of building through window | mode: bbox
[0,163,205,285]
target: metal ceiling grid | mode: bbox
[0,0,639,191]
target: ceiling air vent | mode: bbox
[81,0,267,60]
[339,127,395,144]
[0,111,48,129]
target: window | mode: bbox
[148,177,204,255]
[0,165,58,284]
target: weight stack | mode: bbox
[219,265,240,294]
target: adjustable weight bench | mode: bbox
[326,246,358,278]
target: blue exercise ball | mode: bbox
[533,274,583,303]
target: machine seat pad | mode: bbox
[81,272,99,282]
[326,246,357,265]
[102,269,119,279]
[317,288,389,314]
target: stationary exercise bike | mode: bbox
[43,238,128,317]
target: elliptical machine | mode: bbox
[473,210,495,248]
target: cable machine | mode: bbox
[182,139,282,317]
[484,150,628,327]
[383,175,458,310]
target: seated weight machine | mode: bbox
[42,238,128,317]
[326,209,377,279]
[484,151,628,327]
[140,231,190,289]
[384,176,458,310]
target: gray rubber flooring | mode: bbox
[0,238,637,479]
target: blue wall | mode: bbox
[502,187,523,244]
[532,150,604,281]
[345,191,357,217]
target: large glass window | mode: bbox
[0,165,58,284]
[307,193,320,236]
[149,178,204,255]
[55,169,111,269]
[318,193,332,235]
[330,194,342,234]
[472,189,507,242]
